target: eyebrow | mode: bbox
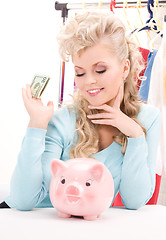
[74,61,107,69]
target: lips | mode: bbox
[87,88,104,96]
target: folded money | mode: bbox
[31,75,50,98]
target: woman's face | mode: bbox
[73,43,130,107]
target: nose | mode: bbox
[65,184,82,204]
[66,185,80,196]
[84,74,97,85]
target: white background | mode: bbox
[0,0,63,183]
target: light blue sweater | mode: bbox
[5,103,161,210]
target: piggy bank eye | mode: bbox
[60,177,65,184]
[85,179,92,187]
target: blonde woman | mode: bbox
[1,11,161,210]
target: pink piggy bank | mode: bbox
[49,158,114,220]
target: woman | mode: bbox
[1,11,161,210]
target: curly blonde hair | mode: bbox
[57,10,146,157]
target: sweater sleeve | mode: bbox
[6,107,72,210]
[119,107,161,209]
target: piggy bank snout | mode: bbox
[66,185,80,195]
[65,184,83,204]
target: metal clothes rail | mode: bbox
[55,0,166,20]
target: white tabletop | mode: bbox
[1,205,166,240]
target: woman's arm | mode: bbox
[6,85,72,210]
[7,122,63,210]
[87,85,161,209]
[119,109,161,209]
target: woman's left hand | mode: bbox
[87,86,143,138]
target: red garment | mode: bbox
[112,174,161,207]
[137,47,150,90]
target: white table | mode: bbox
[1,205,166,240]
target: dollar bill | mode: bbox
[30,75,50,98]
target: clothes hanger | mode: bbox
[110,0,116,13]
[149,0,163,50]
[82,2,86,9]
[131,0,162,35]
[123,0,132,31]
[123,0,141,46]
[98,1,103,8]
[133,0,153,46]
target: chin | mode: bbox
[87,100,103,106]
[88,99,112,107]
[83,94,113,106]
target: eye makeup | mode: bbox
[76,73,85,77]
[96,69,106,74]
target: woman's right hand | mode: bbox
[22,84,54,129]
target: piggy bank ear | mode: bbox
[90,163,104,182]
[51,159,66,177]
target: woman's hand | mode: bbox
[22,84,54,129]
[87,85,143,138]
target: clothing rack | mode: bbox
[55,0,166,9]
[55,0,166,20]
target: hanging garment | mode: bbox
[137,47,150,90]
[148,39,166,176]
[112,47,161,207]
[138,49,158,102]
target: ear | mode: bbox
[123,58,130,80]
[90,163,104,182]
[51,159,66,177]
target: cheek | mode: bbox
[85,193,96,203]
[55,184,64,198]
[84,188,97,202]
[74,79,83,90]
[109,69,123,82]
[105,70,123,90]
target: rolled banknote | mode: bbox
[30,75,50,98]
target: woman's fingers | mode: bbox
[87,112,113,119]
[21,84,54,128]
[47,101,54,108]
[26,84,32,100]
[87,106,116,126]
[91,119,114,126]
[22,87,29,104]
[113,85,123,109]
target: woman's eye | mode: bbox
[96,69,106,74]
[76,73,85,77]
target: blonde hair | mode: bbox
[57,11,146,157]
